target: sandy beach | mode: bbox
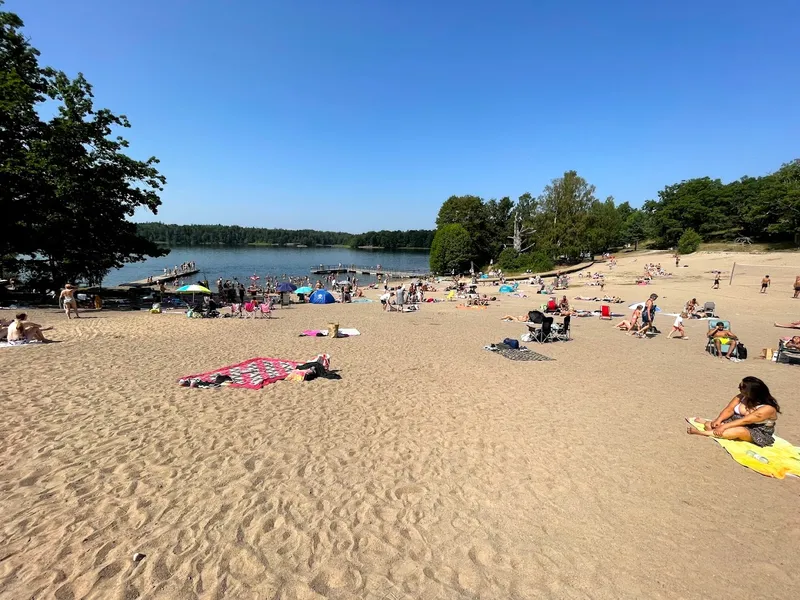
[2,250,799,600]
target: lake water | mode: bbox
[104,247,431,286]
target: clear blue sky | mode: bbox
[12,0,800,232]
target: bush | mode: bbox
[677,228,703,254]
[496,248,554,273]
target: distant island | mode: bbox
[135,223,435,251]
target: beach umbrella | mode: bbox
[499,285,515,293]
[176,284,211,294]
[276,282,297,293]
[176,284,211,305]
[295,286,313,295]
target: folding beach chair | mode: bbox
[706,320,736,356]
[243,301,258,319]
[553,315,571,341]
[775,339,800,365]
[259,302,272,319]
[599,305,612,320]
[535,317,556,344]
[701,301,716,318]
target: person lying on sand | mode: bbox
[774,321,800,329]
[786,336,800,350]
[500,315,528,322]
[6,313,50,344]
[707,321,738,359]
[687,376,779,447]
[614,305,641,331]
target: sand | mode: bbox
[1,250,799,600]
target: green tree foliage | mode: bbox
[677,229,703,254]
[622,211,649,250]
[1,4,167,285]
[646,161,800,247]
[533,171,597,259]
[349,229,435,249]
[496,248,553,273]
[429,224,472,274]
[134,223,435,249]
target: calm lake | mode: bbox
[104,247,431,286]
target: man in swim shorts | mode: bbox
[707,321,739,359]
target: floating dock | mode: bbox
[310,265,430,278]
[120,269,200,288]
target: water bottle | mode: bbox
[745,450,769,464]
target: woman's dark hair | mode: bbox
[739,376,780,412]
[15,312,26,320]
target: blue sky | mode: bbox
[12,0,800,232]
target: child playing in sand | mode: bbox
[687,377,779,447]
[668,312,688,339]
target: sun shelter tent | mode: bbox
[309,290,336,304]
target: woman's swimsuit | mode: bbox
[723,403,776,447]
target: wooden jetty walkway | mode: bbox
[120,269,199,288]
[311,264,430,278]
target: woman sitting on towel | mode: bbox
[687,376,780,447]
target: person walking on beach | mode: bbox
[712,272,720,289]
[794,275,800,299]
[632,293,657,337]
[760,275,770,293]
[667,312,688,339]
[59,284,79,319]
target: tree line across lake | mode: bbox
[135,223,435,250]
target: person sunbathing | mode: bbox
[685,298,698,316]
[774,321,800,329]
[500,315,528,322]
[786,336,800,350]
[687,376,779,447]
[6,313,50,344]
[614,306,641,331]
[707,321,739,359]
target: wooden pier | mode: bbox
[310,264,430,279]
[120,269,200,288]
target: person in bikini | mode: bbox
[631,294,657,337]
[615,305,641,331]
[6,313,50,344]
[59,283,79,319]
[707,321,739,359]
[774,320,800,329]
[785,336,800,350]
[687,376,779,447]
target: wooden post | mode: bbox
[729,262,736,286]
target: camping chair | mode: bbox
[280,292,291,307]
[230,303,242,317]
[775,339,800,365]
[553,315,571,341]
[599,305,612,320]
[701,301,716,318]
[243,301,258,319]
[259,302,272,319]
[446,290,456,302]
[535,317,556,344]
[706,320,736,356]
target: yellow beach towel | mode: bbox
[688,418,800,479]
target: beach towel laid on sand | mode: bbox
[484,344,554,361]
[687,418,800,479]
[179,357,299,389]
